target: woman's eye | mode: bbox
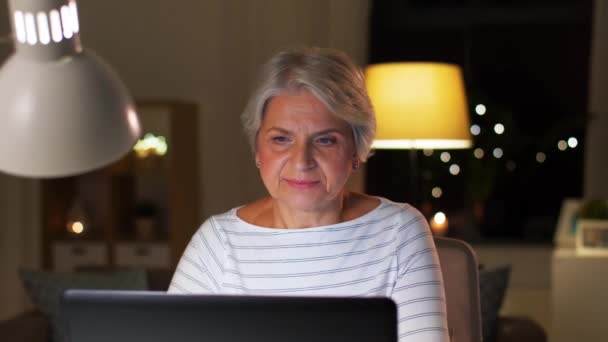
[271,136,290,143]
[317,137,337,145]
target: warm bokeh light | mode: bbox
[134,133,168,158]
[440,152,451,163]
[423,149,434,157]
[494,123,505,135]
[536,152,546,163]
[449,164,461,175]
[475,104,486,115]
[470,124,481,136]
[474,148,484,159]
[68,221,84,234]
[493,148,503,159]
[430,212,449,236]
[558,140,568,151]
[432,187,443,198]
[434,212,447,224]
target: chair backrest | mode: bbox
[434,237,483,342]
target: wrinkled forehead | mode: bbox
[260,90,350,132]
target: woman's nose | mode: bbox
[293,142,316,170]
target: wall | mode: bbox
[0,0,370,319]
[585,0,608,198]
[76,0,370,218]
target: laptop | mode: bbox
[62,289,397,342]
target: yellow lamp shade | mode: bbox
[365,62,472,149]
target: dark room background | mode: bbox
[365,0,592,243]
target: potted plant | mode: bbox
[577,199,608,220]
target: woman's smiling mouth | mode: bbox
[284,179,320,189]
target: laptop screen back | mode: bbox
[62,289,397,342]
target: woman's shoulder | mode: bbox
[360,196,429,231]
[192,206,244,236]
[341,192,381,221]
[350,195,418,218]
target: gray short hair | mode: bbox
[241,46,376,162]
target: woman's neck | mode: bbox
[270,191,349,229]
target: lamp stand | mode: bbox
[409,149,420,206]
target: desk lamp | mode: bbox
[0,0,141,178]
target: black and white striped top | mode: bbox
[169,197,449,341]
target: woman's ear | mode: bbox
[352,158,360,171]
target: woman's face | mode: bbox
[256,90,356,213]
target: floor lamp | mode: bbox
[365,62,472,208]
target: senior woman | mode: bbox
[169,46,449,342]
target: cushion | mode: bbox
[479,265,511,342]
[20,269,148,342]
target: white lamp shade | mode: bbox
[0,50,141,178]
[0,0,141,178]
[365,62,472,149]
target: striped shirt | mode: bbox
[169,197,449,341]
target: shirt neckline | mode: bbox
[231,196,388,232]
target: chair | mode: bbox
[435,237,483,342]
